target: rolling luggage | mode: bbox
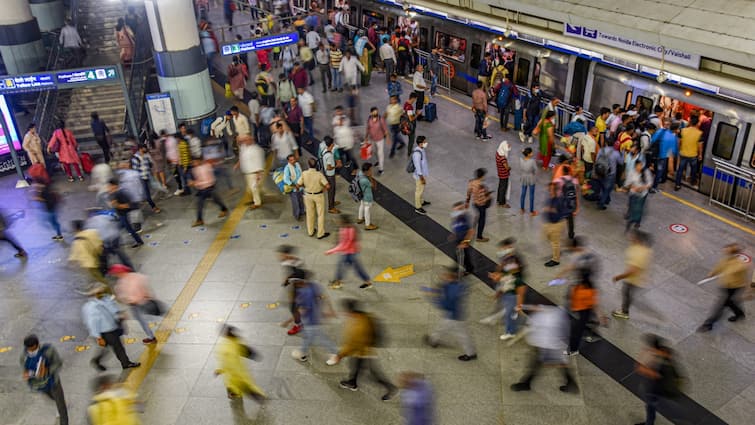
[424,103,437,122]
[80,153,94,174]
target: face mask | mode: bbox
[27,349,39,357]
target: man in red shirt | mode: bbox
[290,62,309,89]
[403,92,418,153]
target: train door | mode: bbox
[700,115,749,197]
[361,8,385,29]
[569,57,591,108]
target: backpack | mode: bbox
[657,354,684,399]
[399,113,414,135]
[594,148,611,178]
[406,149,423,173]
[255,75,269,95]
[200,116,214,138]
[558,178,577,216]
[348,176,364,202]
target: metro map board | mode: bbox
[221,32,299,56]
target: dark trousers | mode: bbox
[497,178,509,205]
[196,187,228,221]
[566,214,575,239]
[500,101,513,130]
[389,124,404,157]
[456,244,474,274]
[654,158,668,188]
[93,329,131,368]
[318,64,331,91]
[95,135,110,163]
[621,282,637,314]
[406,131,416,157]
[599,176,614,208]
[173,165,183,190]
[141,179,156,208]
[43,379,68,425]
[0,232,24,253]
[103,238,134,270]
[474,110,488,137]
[118,213,143,244]
[518,348,576,386]
[704,287,745,326]
[474,204,488,239]
[675,156,698,186]
[414,90,425,114]
[340,148,358,172]
[290,190,304,220]
[568,309,591,352]
[397,52,409,75]
[383,59,395,83]
[326,175,336,209]
[524,111,539,136]
[643,392,659,425]
[345,357,395,392]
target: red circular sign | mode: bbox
[668,224,689,234]
[735,253,751,264]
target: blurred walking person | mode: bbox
[698,243,748,332]
[114,18,135,65]
[189,157,229,227]
[634,334,684,425]
[20,335,68,425]
[214,326,266,402]
[465,168,492,242]
[399,372,434,425]
[290,270,340,366]
[110,264,159,344]
[235,135,265,210]
[611,230,653,320]
[87,375,141,425]
[82,283,141,371]
[31,178,64,241]
[335,299,398,400]
[0,211,26,258]
[277,245,304,335]
[91,112,112,163]
[325,214,372,289]
[424,266,477,362]
[510,305,578,393]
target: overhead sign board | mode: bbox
[221,32,299,56]
[563,24,701,69]
[0,66,120,94]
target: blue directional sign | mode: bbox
[56,66,118,86]
[221,32,299,56]
[1,74,55,92]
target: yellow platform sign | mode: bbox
[374,264,414,283]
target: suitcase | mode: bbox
[424,102,437,122]
[80,153,94,174]
[28,163,50,184]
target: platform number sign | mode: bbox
[669,224,689,234]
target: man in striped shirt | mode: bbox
[329,43,344,92]
[130,145,160,213]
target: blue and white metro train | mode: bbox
[341,0,755,210]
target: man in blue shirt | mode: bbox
[424,266,477,361]
[594,145,624,210]
[291,271,340,366]
[651,123,680,189]
[450,201,475,274]
[477,53,492,92]
[81,283,140,371]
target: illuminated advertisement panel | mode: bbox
[0,95,22,156]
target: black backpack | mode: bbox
[594,148,611,178]
[558,178,577,216]
[348,176,364,202]
[406,149,423,173]
[399,113,414,135]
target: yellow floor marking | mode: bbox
[660,191,755,237]
[0,346,13,353]
[123,195,249,391]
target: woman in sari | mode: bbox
[115,18,135,64]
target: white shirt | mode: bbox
[231,113,251,136]
[315,48,330,65]
[238,143,266,174]
[298,91,315,117]
[60,25,82,48]
[379,43,396,62]
[306,31,321,49]
[579,133,597,163]
[272,131,297,160]
[334,125,355,150]
[338,56,364,86]
[189,136,202,158]
[210,117,231,137]
[332,113,350,128]
[412,71,426,91]
[247,99,260,124]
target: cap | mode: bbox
[107,264,133,275]
[225,110,232,116]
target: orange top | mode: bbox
[570,284,597,311]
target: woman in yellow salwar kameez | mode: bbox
[214,326,266,402]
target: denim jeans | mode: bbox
[303,116,314,143]
[301,324,337,354]
[45,210,62,236]
[430,74,438,96]
[131,304,155,338]
[140,179,156,208]
[331,69,342,90]
[654,158,668,188]
[474,110,487,137]
[502,292,518,335]
[196,187,228,221]
[389,124,405,157]
[599,176,614,208]
[675,156,698,186]
[289,190,304,220]
[335,253,370,282]
[520,184,535,212]
[118,213,143,244]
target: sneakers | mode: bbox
[499,333,515,341]
[287,324,302,335]
[52,235,64,241]
[511,382,531,392]
[326,354,339,366]
[356,218,365,224]
[382,387,398,401]
[415,208,427,215]
[422,201,431,206]
[365,224,378,231]
[192,220,204,227]
[291,349,308,362]
[123,362,141,369]
[458,354,478,362]
[359,282,373,289]
[174,189,184,196]
[544,260,560,267]
[143,338,157,344]
[339,380,358,391]
[564,350,579,357]
[611,310,629,320]
[328,280,343,289]
[519,131,525,143]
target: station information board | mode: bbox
[0,66,120,94]
[220,32,299,57]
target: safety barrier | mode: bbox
[709,159,755,221]
[413,49,452,94]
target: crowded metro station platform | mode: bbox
[0,1,753,424]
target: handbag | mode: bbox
[360,142,372,160]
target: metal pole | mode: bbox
[118,63,140,139]
[0,100,29,188]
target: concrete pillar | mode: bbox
[144,0,215,121]
[29,0,65,32]
[0,0,46,74]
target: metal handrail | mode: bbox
[123,9,154,141]
[709,158,755,221]
[413,48,451,94]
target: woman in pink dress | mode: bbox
[115,18,135,64]
[47,121,83,182]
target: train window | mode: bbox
[712,123,738,160]
[434,31,466,62]
[361,9,384,28]
[516,58,530,87]
[539,58,568,100]
[470,44,482,69]
[419,28,429,51]
[636,96,654,113]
